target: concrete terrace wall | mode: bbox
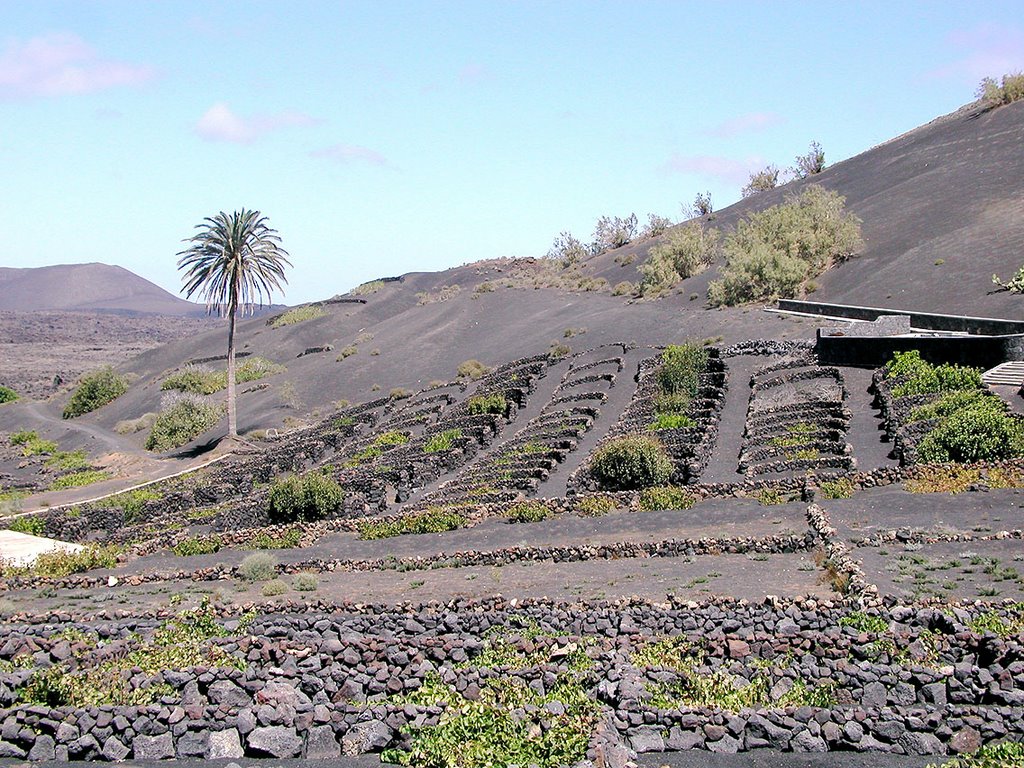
[816,331,1024,369]
[778,300,1024,335]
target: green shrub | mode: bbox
[270,304,326,328]
[262,579,288,596]
[612,280,634,296]
[268,473,344,523]
[45,450,89,472]
[292,572,318,592]
[104,487,163,521]
[649,413,694,430]
[20,437,58,456]
[507,502,552,524]
[161,365,226,395]
[9,430,37,446]
[741,165,779,197]
[548,342,571,360]
[708,185,862,306]
[909,390,1002,423]
[351,279,385,295]
[589,435,673,490]
[145,395,224,452]
[917,406,1024,463]
[593,213,638,251]
[237,356,285,382]
[819,478,855,500]
[238,552,277,582]
[467,393,507,416]
[885,350,930,379]
[336,345,358,361]
[172,536,222,556]
[638,486,696,511]
[639,223,719,295]
[376,430,410,447]
[244,528,303,549]
[357,507,466,540]
[928,740,1024,768]
[8,516,45,536]
[390,387,413,400]
[457,359,490,380]
[63,367,129,419]
[657,343,708,397]
[0,386,17,405]
[977,71,1024,107]
[1,545,119,578]
[892,362,983,398]
[424,429,462,453]
[50,470,109,490]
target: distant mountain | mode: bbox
[0,263,205,316]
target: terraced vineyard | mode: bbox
[0,340,1022,765]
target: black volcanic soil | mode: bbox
[0,310,215,399]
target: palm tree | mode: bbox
[177,209,290,439]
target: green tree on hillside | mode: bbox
[177,209,291,439]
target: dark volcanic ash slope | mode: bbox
[0,263,204,316]
[586,100,1024,318]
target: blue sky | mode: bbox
[2,1,1022,304]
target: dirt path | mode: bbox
[842,366,898,471]
[22,400,137,454]
[702,355,760,484]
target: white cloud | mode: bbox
[195,103,320,144]
[928,23,1024,81]
[0,33,153,99]
[660,154,766,185]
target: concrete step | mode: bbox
[982,362,1024,388]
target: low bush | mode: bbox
[390,387,413,400]
[105,487,163,521]
[917,406,1024,463]
[818,477,855,500]
[292,572,319,591]
[244,528,303,550]
[50,470,109,490]
[63,367,129,419]
[457,359,490,380]
[336,345,358,361]
[909,390,1001,423]
[612,281,634,296]
[357,507,467,540]
[261,579,287,596]
[929,740,1024,768]
[238,552,277,582]
[8,516,46,536]
[548,342,571,360]
[2,545,119,578]
[236,356,285,382]
[708,185,862,306]
[468,393,507,416]
[424,428,463,453]
[741,165,779,197]
[976,71,1024,108]
[657,343,709,397]
[145,395,224,452]
[639,223,719,296]
[507,502,552,524]
[649,413,695,431]
[9,430,37,446]
[45,450,89,472]
[161,365,226,395]
[268,473,345,523]
[593,213,638,252]
[351,279,385,295]
[19,436,58,456]
[270,305,326,328]
[0,386,17,405]
[589,435,673,490]
[637,486,696,511]
[172,536,221,556]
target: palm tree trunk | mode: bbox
[226,301,238,438]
